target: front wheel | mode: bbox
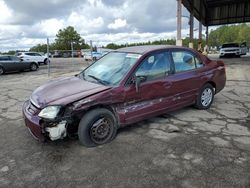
[78,108,117,147]
[44,58,49,65]
[0,66,4,75]
[195,83,214,109]
[30,63,38,71]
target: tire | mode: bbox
[44,58,49,65]
[0,66,4,75]
[78,108,118,147]
[195,83,214,110]
[30,63,38,71]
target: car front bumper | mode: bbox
[220,51,240,56]
[22,100,45,141]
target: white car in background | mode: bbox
[219,42,248,58]
[17,52,49,65]
[84,52,103,61]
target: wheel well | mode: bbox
[87,105,116,116]
[78,104,118,125]
[207,81,216,93]
[0,65,5,71]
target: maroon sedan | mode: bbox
[22,45,226,147]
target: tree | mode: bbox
[208,24,250,47]
[29,44,48,53]
[54,26,89,50]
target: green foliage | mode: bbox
[209,24,250,47]
[30,44,48,53]
[1,50,16,55]
[29,26,90,52]
[55,26,82,50]
[105,38,204,50]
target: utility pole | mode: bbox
[90,40,93,61]
[71,41,74,58]
[47,38,50,77]
[176,0,182,46]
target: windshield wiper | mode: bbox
[87,75,109,85]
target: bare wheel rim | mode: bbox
[31,64,37,70]
[90,116,114,144]
[201,88,213,107]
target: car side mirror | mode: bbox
[135,75,147,92]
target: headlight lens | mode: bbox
[38,106,61,120]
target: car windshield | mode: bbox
[80,52,141,86]
[222,43,239,48]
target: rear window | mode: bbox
[0,56,10,61]
[222,43,239,48]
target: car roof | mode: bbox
[115,45,188,54]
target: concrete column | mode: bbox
[199,22,202,41]
[189,13,194,48]
[198,22,202,52]
[204,26,209,55]
[176,0,182,46]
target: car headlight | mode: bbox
[38,106,61,120]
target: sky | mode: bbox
[0,0,203,51]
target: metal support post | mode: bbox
[189,13,194,48]
[47,38,50,77]
[176,0,182,46]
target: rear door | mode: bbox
[169,50,205,107]
[123,50,175,124]
[0,56,15,72]
[11,56,29,70]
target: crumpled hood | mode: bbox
[30,76,111,108]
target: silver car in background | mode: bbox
[0,55,39,75]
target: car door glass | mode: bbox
[136,52,171,81]
[195,57,204,68]
[10,56,20,61]
[0,56,10,61]
[172,51,196,73]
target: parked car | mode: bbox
[0,55,39,75]
[17,52,49,65]
[22,45,226,147]
[219,42,248,58]
[84,52,103,61]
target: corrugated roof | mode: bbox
[182,0,250,26]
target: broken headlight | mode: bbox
[38,106,61,120]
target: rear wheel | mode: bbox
[78,108,117,147]
[44,58,49,65]
[0,66,4,75]
[195,83,214,109]
[30,63,38,71]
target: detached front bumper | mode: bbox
[22,100,45,141]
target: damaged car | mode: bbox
[22,45,226,147]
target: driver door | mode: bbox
[123,51,175,124]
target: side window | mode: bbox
[35,53,41,56]
[195,57,204,68]
[172,51,196,73]
[0,56,10,61]
[10,56,20,61]
[136,52,171,81]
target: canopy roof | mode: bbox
[182,0,250,26]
